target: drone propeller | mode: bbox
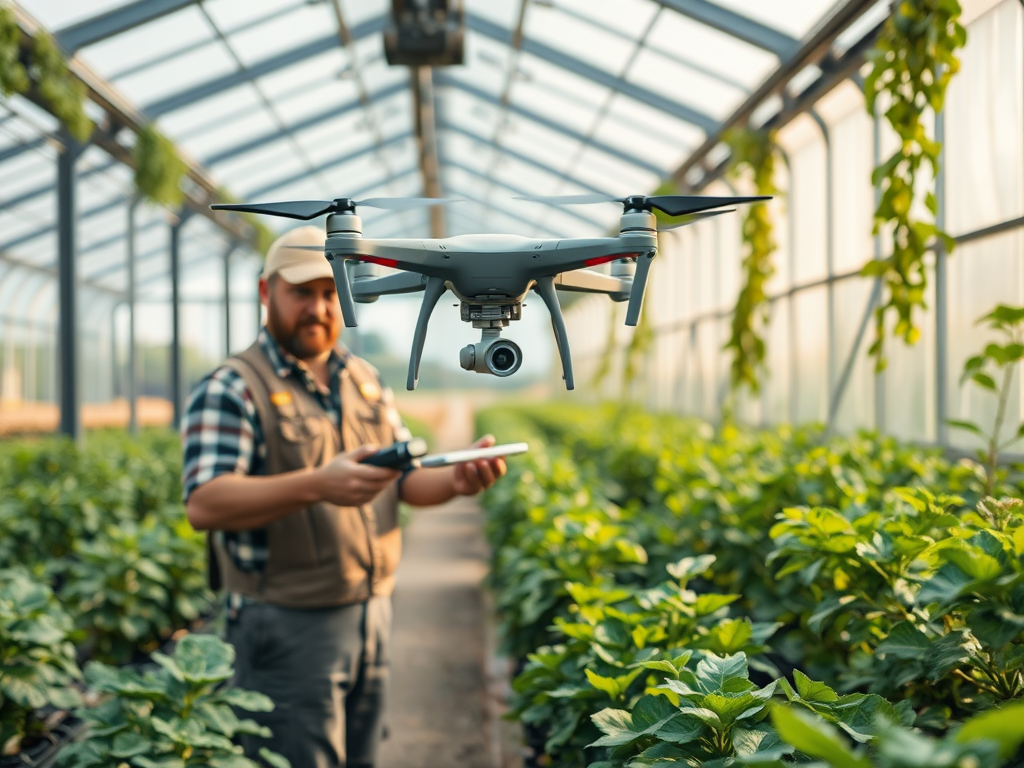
[658,208,735,231]
[515,194,770,217]
[211,197,462,220]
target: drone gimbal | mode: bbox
[211,193,769,390]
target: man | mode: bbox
[182,225,507,768]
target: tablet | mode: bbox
[418,442,530,468]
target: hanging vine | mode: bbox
[861,0,966,369]
[0,4,28,97]
[723,127,779,394]
[134,125,187,207]
[30,31,92,142]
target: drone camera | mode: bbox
[486,341,522,376]
[460,334,523,377]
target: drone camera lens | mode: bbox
[491,348,515,371]
[484,340,522,377]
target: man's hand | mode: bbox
[451,434,508,496]
[315,445,402,507]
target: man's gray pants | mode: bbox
[226,596,391,768]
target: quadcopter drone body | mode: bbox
[212,194,769,390]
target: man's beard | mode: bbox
[266,306,339,361]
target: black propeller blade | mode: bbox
[212,197,462,220]
[515,194,770,217]
[658,208,735,231]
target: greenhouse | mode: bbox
[2,0,1024,767]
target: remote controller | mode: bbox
[360,438,429,470]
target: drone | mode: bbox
[211,193,768,391]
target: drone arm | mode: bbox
[534,276,575,391]
[553,269,628,298]
[328,255,359,327]
[625,252,655,327]
[407,276,447,391]
[352,271,428,301]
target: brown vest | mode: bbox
[210,341,401,608]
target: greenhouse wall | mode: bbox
[565,0,1024,450]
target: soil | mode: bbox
[378,398,522,768]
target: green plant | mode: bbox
[0,569,82,758]
[949,304,1024,495]
[63,515,212,665]
[769,491,1024,724]
[31,31,92,143]
[861,0,966,369]
[0,3,28,97]
[134,126,187,207]
[511,557,779,765]
[59,633,290,768]
[723,128,779,394]
[588,652,907,767]
[773,699,1024,768]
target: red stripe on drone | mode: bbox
[352,255,399,268]
[584,252,638,267]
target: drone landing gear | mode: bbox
[407,276,447,391]
[534,276,574,390]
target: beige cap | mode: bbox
[262,226,333,284]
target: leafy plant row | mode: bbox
[477,404,1024,767]
[0,430,213,758]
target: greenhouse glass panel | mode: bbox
[945,0,1024,236]
[884,270,936,442]
[947,229,1024,449]
[523,6,639,76]
[831,276,877,435]
[82,7,214,77]
[792,286,829,424]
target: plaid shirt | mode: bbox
[182,328,405,577]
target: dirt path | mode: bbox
[379,398,519,768]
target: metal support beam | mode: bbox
[0,136,48,164]
[57,135,84,442]
[143,15,387,118]
[652,0,799,57]
[434,74,664,177]
[810,110,838,424]
[11,5,267,249]
[465,12,718,133]
[223,243,237,358]
[127,197,139,434]
[935,108,948,445]
[872,108,885,433]
[169,214,190,429]
[56,0,198,52]
[412,67,445,238]
[674,0,880,190]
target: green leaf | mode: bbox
[947,419,984,437]
[258,748,293,768]
[653,713,706,745]
[876,622,930,659]
[971,372,998,391]
[792,670,838,703]
[771,706,870,768]
[955,702,1024,758]
[213,687,276,712]
[695,653,749,693]
[666,555,717,581]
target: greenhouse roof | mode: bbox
[0,0,889,302]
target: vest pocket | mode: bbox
[277,416,326,469]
